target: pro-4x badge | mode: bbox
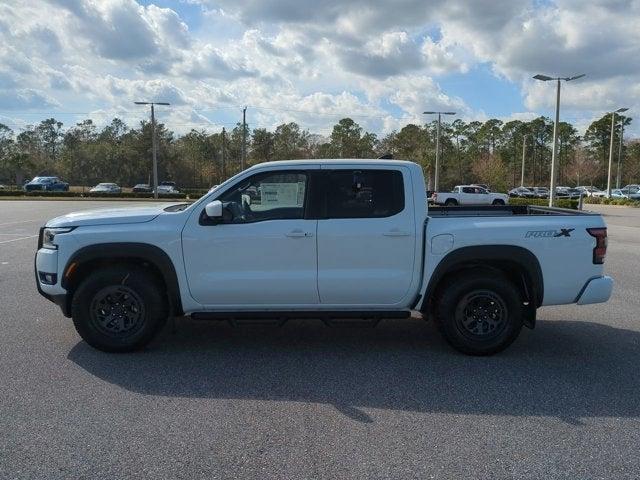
[525,228,574,238]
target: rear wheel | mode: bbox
[444,199,458,206]
[434,270,523,355]
[71,266,168,352]
[492,199,505,205]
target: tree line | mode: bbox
[0,114,638,191]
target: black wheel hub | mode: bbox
[455,290,508,340]
[90,285,145,337]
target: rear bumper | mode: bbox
[575,275,614,305]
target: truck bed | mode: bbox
[428,205,598,217]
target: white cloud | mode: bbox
[1,0,639,137]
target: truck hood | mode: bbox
[46,204,171,227]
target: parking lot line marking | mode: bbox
[0,235,38,245]
[0,219,42,227]
[0,233,33,236]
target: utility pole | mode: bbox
[533,73,584,206]
[241,106,247,171]
[606,108,628,197]
[423,110,456,192]
[134,101,170,199]
[221,127,226,179]
[521,134,529,187]
[616,118,626,189]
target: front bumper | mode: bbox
[575,275,614,305]
[35,234,71,317]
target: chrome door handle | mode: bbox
[383,230,411,237]
[285,230,312,238]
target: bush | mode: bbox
[583,197,640,207]
[509,197,578,209]
[0,190,25,197]
[24,190,82,197]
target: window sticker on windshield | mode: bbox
[260,183,303,207]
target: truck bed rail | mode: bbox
[428,205,598,217]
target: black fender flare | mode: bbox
[62,242,183,316]
[423,245,544,308]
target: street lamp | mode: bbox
[134,101,170,199]
[606,107,628,197]
[423,111,456,192]
[533,73,585,206]
[520,133,533,187]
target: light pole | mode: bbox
[134,101,170,199]
[521,133,531,187]
[423,111,456,192]
[606,108,628,195]
[533,74,585,206]
[616,120,626,189]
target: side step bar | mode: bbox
[190,310,411,328]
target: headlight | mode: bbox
[41,227,74,250]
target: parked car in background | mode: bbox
[591,188,639,199]
[159,181,177,188]
[132,184,152,193]
[508,186,535,198]
[619,187,640,200]
[89,183,122,194]
[156,185,180,195]
[555,187,581,199]
[526,187,549,198]
[591,189,608,198]
[24,176,69,192]
[576,186,603,197]
[0,184,7,190]
[610,189,629,199]
[622,184,639,192]
[431,185,509,206]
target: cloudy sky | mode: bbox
[1,0,639,137]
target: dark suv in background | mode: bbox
[23,176,69,192]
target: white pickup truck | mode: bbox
[431,185,509,206]
[36,160,613,355]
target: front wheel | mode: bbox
[444,199,458,206]
[434,270,524,355]
[492,199,505,205]
[71,266,168,352]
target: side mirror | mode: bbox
[205,200,223,219]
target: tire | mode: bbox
[434,270,524,355]
[444,199,458,206]
[492,199,505,205]
[71,265,168,352]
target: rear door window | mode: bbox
[325,170,404,219]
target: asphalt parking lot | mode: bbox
[1,200,639,480]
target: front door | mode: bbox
[182,169,319,307]
[316,167,417,306]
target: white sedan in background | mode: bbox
[89,183,122,194]
[431,185,509,206]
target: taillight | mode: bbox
[587,228,607,264]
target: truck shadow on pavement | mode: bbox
[68,318,640,423]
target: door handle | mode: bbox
[285,230,313,238]
[383,230,411,237]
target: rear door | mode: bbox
[316,166,416,306]
[461,186,476,204]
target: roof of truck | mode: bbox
[249,159,418,169]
